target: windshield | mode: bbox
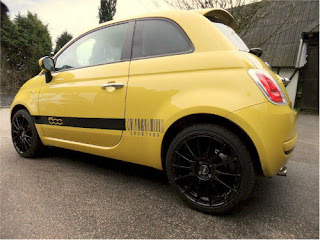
[213,22,249,52]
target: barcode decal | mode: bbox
[126,118,164,133]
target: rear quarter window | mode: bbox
[132,19,193,59]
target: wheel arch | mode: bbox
[161,113,262,175]
[11,104,31,121]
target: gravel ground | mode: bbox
[0,108,318,239]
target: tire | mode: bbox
[11,109,44,158]
[166,124,255,214]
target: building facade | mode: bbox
[241,0,319,111]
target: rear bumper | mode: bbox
[283,133,298,154]
[228,102,298,177]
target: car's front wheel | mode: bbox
[11,109,43,158]
[166,124,255,214]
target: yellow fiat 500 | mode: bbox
[10,9,297,213]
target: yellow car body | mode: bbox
[11,10,297,178]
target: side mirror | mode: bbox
[249,48,263,57]
[39,56,54,83]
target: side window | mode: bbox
[55,23,129,71]
[132,19,192,59]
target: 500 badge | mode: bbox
[48,117,63,126]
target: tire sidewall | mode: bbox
[11,109,42,158]
[166,124,255,214]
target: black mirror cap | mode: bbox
[44,71,52,83]
[39,56,55,72]
[39,56,54,83]
[249,48,263,57]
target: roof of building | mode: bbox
[241,0,319,68]
[1,2,9,16]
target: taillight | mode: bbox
[248,69,287,105]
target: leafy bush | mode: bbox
[1,11,52,90]
[54,31,73,54]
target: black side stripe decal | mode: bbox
[33,116,125,130]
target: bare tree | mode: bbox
[156,0,254,10]
[154,0,261,32]
[153,0,303,47]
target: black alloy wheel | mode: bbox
[166,124,255,214]
[11,109,43,157]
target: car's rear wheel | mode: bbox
[166,124,255,214]
[11,109,43,158]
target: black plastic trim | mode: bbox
[121,21,135,61]
[284,147,295,155]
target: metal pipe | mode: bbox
[277,166,287,176]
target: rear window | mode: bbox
[213,22,249,52]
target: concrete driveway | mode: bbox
[0,108,318,238]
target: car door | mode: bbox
[38,21,134,147]
[125,18,194,133]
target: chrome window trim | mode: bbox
[50,17,195,73]
[51,59,129,74]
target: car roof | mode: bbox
[54,8,238,58]
[97,8,238,32]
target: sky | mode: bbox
[2,0,172,45]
